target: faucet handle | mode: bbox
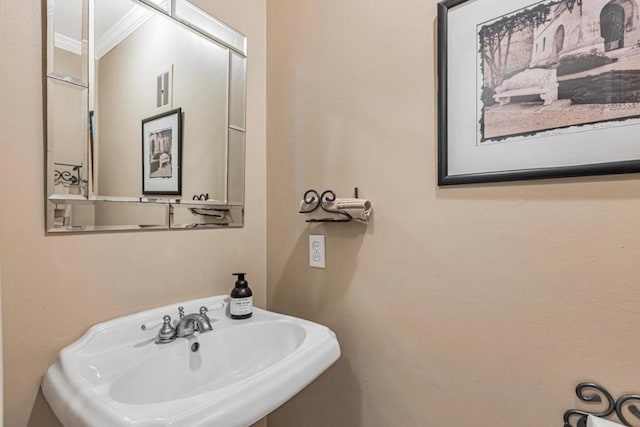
[178,306,185,319]
[199,307,213,332]
[155,315,176,344]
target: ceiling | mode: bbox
[51,0,154,57]
[51,0,139,40]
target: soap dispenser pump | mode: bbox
[230,273,253,319]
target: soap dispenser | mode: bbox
[230,273,253,319]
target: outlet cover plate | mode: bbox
[309,235,325,269]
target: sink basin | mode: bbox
[42,296,340,427]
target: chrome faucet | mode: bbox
[154,306,213,344]
[177,308,213,337]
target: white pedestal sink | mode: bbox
[42,296,340,427]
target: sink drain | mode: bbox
[191,342,200,352]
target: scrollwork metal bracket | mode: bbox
[188,194,229,218]
[299,189,353,223]
[54,162,83,186]
[564,382,640,427]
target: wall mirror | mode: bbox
[45,0,247,232]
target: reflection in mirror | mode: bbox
[170,203,244,229]
[48,200,169,233]
[45,0,247,232]
[227,129,246,205]
[95,0,229,201]
[138,0,170,14]
[47,0,88,85]
[47,79,89,198]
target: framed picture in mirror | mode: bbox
[142,108,182,195]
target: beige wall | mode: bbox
[6,0,640,426]
[0,245,3,422]
[0,1,266,427]
[266,1,640,426]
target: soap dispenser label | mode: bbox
[230,297,253,316]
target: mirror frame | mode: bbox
[45,0,247,233]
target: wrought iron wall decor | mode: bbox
[299,189,353,223]
[564,382,640,427]
[188,194,229,218]
[54,163,84,186]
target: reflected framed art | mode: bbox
[142,108,182,195]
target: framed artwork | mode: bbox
[142,108,182,195]
[438,0,640,185]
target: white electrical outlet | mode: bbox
[309,235,326,269]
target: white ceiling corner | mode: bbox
[52,0,169,59]
[95,5,155,60]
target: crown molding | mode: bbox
[95,5,154,59]
[54,32,83,55]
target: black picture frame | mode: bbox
[141,108,182,195]
[89,110,95,194]
[437,0,640,186]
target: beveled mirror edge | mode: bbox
[45,0,247,234]
[46,197,244,233]
[172,0,247,56]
